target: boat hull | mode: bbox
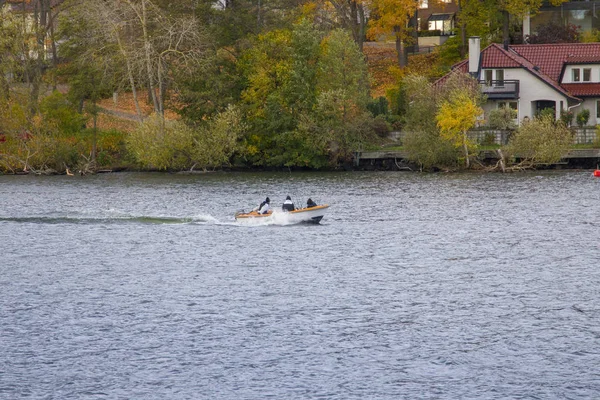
[235,205,329,224]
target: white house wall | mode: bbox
[562,64,599,83]
[480,67,570,122]
[570,99,600,126]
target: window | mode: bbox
[496,70,504,86]
[597,101,600,119]
[573,68,581,82]
[583,68,591,82]
[419,0,428,8]
[428,14,454,35]
[484,70,493,85]
[498,101,518,110]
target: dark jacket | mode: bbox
[282,199,295,212]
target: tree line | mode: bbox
[0,0,583,173]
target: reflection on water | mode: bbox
[1,171,600,399]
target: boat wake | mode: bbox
[0,210,324,227]
[0,214,219,225]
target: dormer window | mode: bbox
[572,68,591,82]
[583,68,591,82]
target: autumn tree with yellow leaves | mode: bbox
[367,0,420,68]
[436,90,483,169]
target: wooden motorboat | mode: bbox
[235,205,329,224]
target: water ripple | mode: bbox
[2,171,600,399]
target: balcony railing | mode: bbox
[479,80,520,99]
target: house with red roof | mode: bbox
[445,37,600,128]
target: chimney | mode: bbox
[468,36,481,77]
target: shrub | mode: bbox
[538,107,556,121]
[560,109,574,127]
[371,115,390,137]
[488,106,517,131]
[367,96,389,117]
[479,132,497,146]
[576,109,590,127]
[126,114,195,170]
[418,30,441,37]
[403,128,459,170]
[505,114,573,166]
[193,105,245,170]
[95,129,126,167]
[39,91,87,135]
[581,29,600,43]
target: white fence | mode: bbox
[394,127,599,146]
[572,127,598,144]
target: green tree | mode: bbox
[0,5,23,101]
[206,0,305,46]
[239,27,295,165]
[193,105,246,171]
[58,6,120,166]
[304,28,374,165]
[317,29,369,104]
[402,75,458,169]
[239,23,373,167]
[0,94,86,174]
[175,49,243,123]
[239,20,330,167]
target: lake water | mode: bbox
[1,171,600,399]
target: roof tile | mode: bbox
[480,45,521,68]
[510,43,600,82]
[560,83,600,97]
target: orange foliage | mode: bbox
[90,113,138,133]
[364,43,398,98]
[364,43,441,98]
[94,92,180,132]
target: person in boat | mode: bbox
[306,198,317,208]
[257,197,270,214]
[282,196,295,212]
